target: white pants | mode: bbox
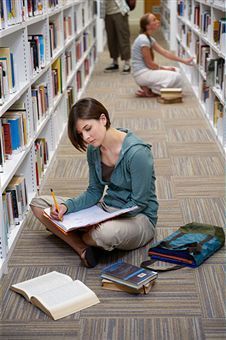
[133,67,182,94]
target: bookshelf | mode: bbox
[175,0,226,152]
[0,0,98,278]
[160,0,177,51]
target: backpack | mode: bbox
[126,0,136,11]
[147,222,225,268]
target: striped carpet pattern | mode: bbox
[1,30,225,340]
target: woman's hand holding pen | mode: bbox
[50,204,67,221]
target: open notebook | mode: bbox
[11,271,100,320]
[43,204,138,233]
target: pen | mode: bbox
[50,188,62,221]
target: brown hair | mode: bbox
[139,13,154,61]
[68,97,111,152]
[140,13,151,33]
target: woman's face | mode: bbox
[146,14,160,33]
[76,115,107,147]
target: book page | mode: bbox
[11,271,73,301]
[31,280,100,320]
[44,205,138,232]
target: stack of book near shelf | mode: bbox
[158,88,183,104]
[101,261,158,295]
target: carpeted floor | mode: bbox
[1,30,225,340]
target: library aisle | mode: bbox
[1,30,225,339]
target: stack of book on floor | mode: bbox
[101,261,158,295]
[158,88,183,103]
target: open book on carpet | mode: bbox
[11,271,100,320]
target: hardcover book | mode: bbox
[101,261,158,290]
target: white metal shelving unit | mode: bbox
[160,0,177,51]
[175,0,226,153]
[0,0,98,278]
[95,0,106,52]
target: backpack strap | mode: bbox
[140,259,184,272]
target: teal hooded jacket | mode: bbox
[65,129,159,226]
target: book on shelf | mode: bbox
[101,279,155,295]
[0,56,10,104]
[76,70,82,91]
[65,50,72,78]
[66,86,74,115]
[49,21,59,57]
[1,110,28,155]
[52,58,62,97]
[48,0,60,10]
[177,0,184,17]
[27,0,43,17]
[214,97,224,138]
[206,58,225,91]
[11,271,100,320]
[200,45,210,73]
[219,18,226,55]
[84,58,90,76]
[4,191,15,227]
[201,10,211,38]
[43,205,138,234]
[64,15,72,41]
[0,48,16,95]
[6,175,28,224]
[83,32,89,52]
[35,137,49,187]
[194,5,200,28]
[0,121,4,171]
[201,80,209,103]
[2,192,9,248]
[0,0,23,28]
[101,261,158,290]
[75,38,82,61]
[213,18,226,54]
[28,35,45,75]
[187,29,192,48]
[32,83,49,130]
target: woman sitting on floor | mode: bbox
[30,98,159,268]
[131,13,194,97]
